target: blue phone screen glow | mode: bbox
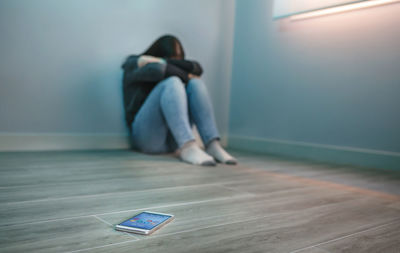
[119,212,172,230]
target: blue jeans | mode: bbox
[131,76,220,153]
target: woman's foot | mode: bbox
[179,141,216,166]
[206,140,237,165]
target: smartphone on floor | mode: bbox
[115,211,174,235]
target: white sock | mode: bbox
[206,140,237,165]
[179,141,216,166]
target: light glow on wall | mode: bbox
[290,0,400,20]
[273,0,400,20]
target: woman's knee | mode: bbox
[163,76,185,89]
[160,76,187,98]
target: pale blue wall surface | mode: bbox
[2,0,399,159]
[0,0,234,136]
[229,0,400,153]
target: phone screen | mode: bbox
[119,212,172,230]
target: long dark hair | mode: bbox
[142,35,185,59]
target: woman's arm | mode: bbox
[124,62,167,84]
[122,55,189,85]
[166,59,203,76]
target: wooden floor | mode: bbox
[0,149,399,253]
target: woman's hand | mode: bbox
[188,73,200,79]
[138,55,166,68]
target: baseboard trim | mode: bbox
[0,133,130,152]
[0,132,228,152]
[228,135,400,171]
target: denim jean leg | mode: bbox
[131,85,170,153]
[186,78,220,146]
[131,76,195,153]
[160,77,195,148]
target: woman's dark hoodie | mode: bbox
[121,55,203,130]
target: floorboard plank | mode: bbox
[0,184,246,226]
[0,216,133,253]
[316,221,400,253]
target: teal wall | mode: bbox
[229,0,400,168]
